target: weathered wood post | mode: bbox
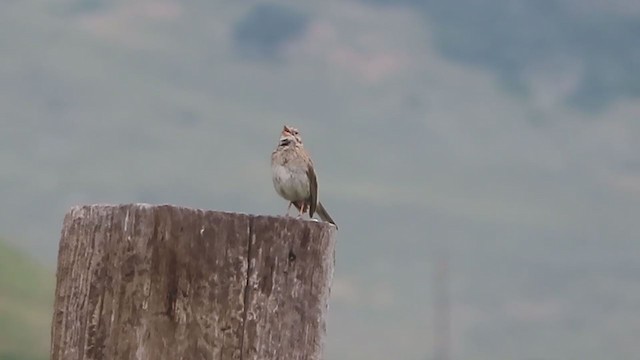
[50,204,336,360]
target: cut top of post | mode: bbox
[51,204,336,360]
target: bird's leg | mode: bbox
[285,202,293,217]
[300,202,309,219]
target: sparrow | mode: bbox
[271,125,337,228]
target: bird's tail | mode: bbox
[316,201,338,229]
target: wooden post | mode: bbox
[50,204,336,360]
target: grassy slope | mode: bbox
[0,240,53,360]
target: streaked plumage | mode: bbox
[271,125,337,228]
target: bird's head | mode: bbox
[278,125,303,148]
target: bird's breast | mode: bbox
[271,164,310,201]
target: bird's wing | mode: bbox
[306,163,318,218]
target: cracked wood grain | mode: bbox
[50,204,336,360]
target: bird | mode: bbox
[271,125,337,228]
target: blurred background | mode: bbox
[1,0,640,359]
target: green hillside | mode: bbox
[0,240,53,360]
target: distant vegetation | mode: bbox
[0,240,53,360]
[1,1,639,359]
